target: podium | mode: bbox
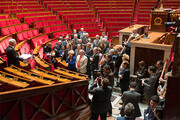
[150,10,169,32]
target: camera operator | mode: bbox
[88,78,112,120]
[144,95,160,120]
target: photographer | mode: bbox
[88,78,112,120]
[144,95,160,120]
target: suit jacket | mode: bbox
[76,55,88,73]
[85,47,93,58]
[93,39,100,47]
[88,84,112,114]
[6,45,23,67]
[74,49,80,58]
[102,71,114,87]
[114,53,122,69]
[90,53,99,70]
[121,90,141,117]
[60,49,68,61]
[143,73,157,101]
[66,56,76,71]
[72,38,79,45]
[43,46,52,54]
[107,60,114,72]
[144,106,157,120]
[53,44,62,57]
[119,68,130,88]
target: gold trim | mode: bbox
[154,17,162,25]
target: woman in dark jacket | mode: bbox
[66,50,76,71]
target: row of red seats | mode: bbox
[162,1,180,9]
[137,1,156,25]
[106,27,124,32]
[31,34,49,48]
[3,8,46,14]
[94,7,133,13]
[46,4,89,11]
[97,10,133,17]
[56,10,93,18]
[51,7,90,13]
[88,32,102,38]
[52,30,73,38]
[104,22,130,32]
[43,1,88,7]
[0,5,43,13]
[43,24,67,34]
[0,14,10,19]
[0,1,39,5]
[0,18,19,27]
[1,23,29,36]
[67,17,96,29]
[0,35,12,54]
[61,13,95,24]
[16,11,53,20]
[33,20,61,29]
[83,27,100,33]
[24,15,57,25]
[15,29,39,42]
[92,4,134,8]
[101,17,131,28]
[72,22,98,30]
[4,0,36,1]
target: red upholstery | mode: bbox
[106,27,124,32]
[0,14,10,19]
[84,27,100,33]
[67,17,96,29]
[31,34,49,48]
[51,7,90,13]
[88,32,102,38]
[16,29,39,42]
[52,30,73,38]
[1,23,29,36]
[16,11,52,20]
[57,10,92,17]
[62,13,94,23]
[0,36,12,54]
[0,5,17,13]
[33,20,61,29]
[47,4,88,10]
[73,22,98,29]
[43,24,67,33]
[24,15,57,25]
[99,13,132,19]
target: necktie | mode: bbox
[78,56,81,68]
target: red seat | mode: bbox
[15,25,23,32]
[27,31,34,38]
[9,26,16,34]
[22,32,28,40]
[32,29,38,36]
[0,21,7,27]
[22,24,29,30]
[1,28,10,36]
[17,33,24,41]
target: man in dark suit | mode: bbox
[117,103,135,120]
[144,95,159,120]
[142,66,157,103]
[120,82,141,118]
[88,78,112,120]
[90,47,99,80]
[85,42,93,78]
[6,39,24,67]
[102,64,114,116]
[114,50,122,79]
[53,40,62,57]
[119,60,130,94]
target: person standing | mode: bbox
[119,60,130,94]
[66,50,76,71]
[88,78,112,120]
[120,82,141,118]
[75,49,88,74]
[6,39,24,67]
[90,47,99,80]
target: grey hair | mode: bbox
[79,49,85,54]
[124,103,135,116]
[9,39,16,44]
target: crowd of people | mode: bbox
[37,27,170,120]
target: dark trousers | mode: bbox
[91,112,107,120]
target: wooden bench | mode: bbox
[4,65,55,85]
[31,66,71,83]
[54,67,88,80]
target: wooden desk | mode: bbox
[135,31,166,43]
[118,24,146,45]
[130,31,172,74]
